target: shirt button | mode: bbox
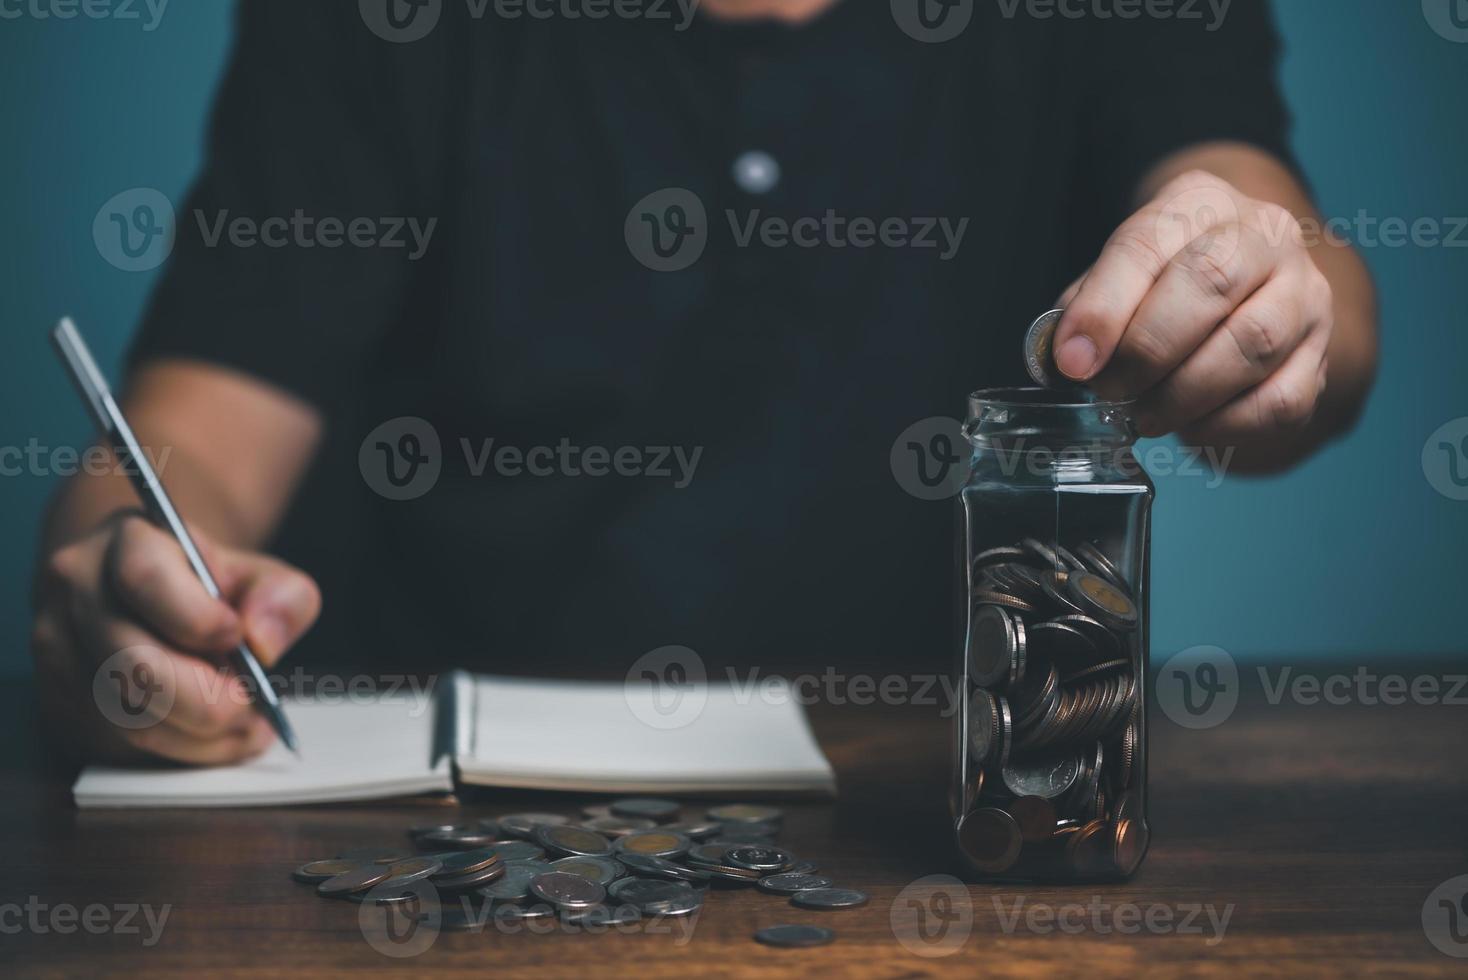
[732,150,780,195]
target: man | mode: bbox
[32,0,1377,765]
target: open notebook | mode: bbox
[73,672,836,808]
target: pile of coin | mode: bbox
[959,537,1148,878]
[290,800,866,946]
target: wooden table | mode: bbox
[4,663,1466,977]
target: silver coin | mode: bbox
[723,845,792,872]
[417,828,496,850]
[757,873,833,895]
[1002,752,1082,800]
[706,804,783,825]
[536,823,614,858]
[613,831,692,859]
[659,819,722,840]
[476,864,541,902]
[583,815,657,838]
[377,856,444,889]
[643,891,703,917]
[968,689,999,764]
[755,924,836,948]
[1028,620,1099,669]
[972,545,1027,570]
[406,823,458,842]
[608,877,698,913]
[530,871,606,910]
[616,852,711,883]
[610,798,681,821]
[1023,308,1081,388]
[491,903,556,922]
[708,826,777,844]
[337,847,412,864]
[784,860,820,876]
[548,855,625,886]
[563,902,642,926]
[967,605,1017,688]
[790,888,869,910]
[498,812,569,839]
[1074,540,1128,590]
[485,840,546,863]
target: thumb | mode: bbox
[212,548,322,666]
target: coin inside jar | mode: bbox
[1007,796,1059,843]
[1002,752,1081,800]
[968,689,1000,764]
[957,807,1023,874]
[968,605,1019,688]
[1067,571,1139,631]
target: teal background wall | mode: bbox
[1,1,1465,674]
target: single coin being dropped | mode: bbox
[1023,308,1083,388]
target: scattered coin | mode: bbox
[477,863,542,902]
[292,859,359,883]
[707,804,783,825]
[583,815,657,837]
[337,847,412,864]
[723,845,792,872]
[417,827,496,850]
[498,813,569,839]
[530,871,606,910]
[757,873,833,895]
[791,888,869,910]
[549,855,626,886]
[536,824,614,858]
[377,856,443,888]
[616,853,710,883]
[435,848,499,877]
[317,864,392,897]
[755,924,836,948]
[483,840,546,863]
[614,831,690,859]
[610,798,681,821]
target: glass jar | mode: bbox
[952,387,1153,881]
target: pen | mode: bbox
[50,317,300,755]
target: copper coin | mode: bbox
[957,807,1023,874]
[317,863,393,896]
[1007,796,1059,843]
[1112,818,1147,876]
[1066,819,1113,876]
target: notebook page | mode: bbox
[458,675,835,792]
[73,695,450,808]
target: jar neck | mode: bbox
[965,387,1137,456]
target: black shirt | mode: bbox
[131,0,1294,675]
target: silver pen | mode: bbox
[51,317,299,754]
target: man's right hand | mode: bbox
[31,510,321,766]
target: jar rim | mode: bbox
[968,386,1136,412]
